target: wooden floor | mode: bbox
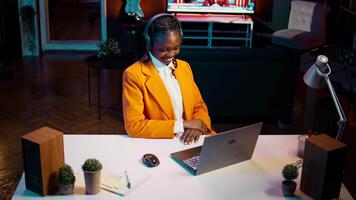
[0,53,355,199]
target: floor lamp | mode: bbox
[303,55,347,140]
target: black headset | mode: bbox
[143,13,183,52]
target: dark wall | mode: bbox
[269,0,291,30]
[0,0,22,61]
[107,0,275,37]
[255,0,274,21]
[177,47,297,122]
[106,0,165,41]
[331,6,356,48]
[106,0,165,19]
[257,0,352,43]
[107,0,356,49]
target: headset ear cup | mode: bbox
[142,19,150,52]
[145,34,150,52]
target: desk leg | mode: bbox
[249,22,253,48]
[246,25,248,47]
[208,22,212,48]
[88,66,91,107]
[97,69,101,120]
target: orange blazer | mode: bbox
[122,58,213,138]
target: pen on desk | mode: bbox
[125,170,131,189]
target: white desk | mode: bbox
[12,135,353,200]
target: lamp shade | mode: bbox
[303,55,329,89]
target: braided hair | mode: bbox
[147,15,182,47]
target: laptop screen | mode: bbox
[171,122,263,175]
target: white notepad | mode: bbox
[100,170,151,196]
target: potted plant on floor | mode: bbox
[58,164,76,195]
[82,158,103,194]
[281,163,299,197]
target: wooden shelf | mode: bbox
[176,14,253,48]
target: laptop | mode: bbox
[171,122,262,175]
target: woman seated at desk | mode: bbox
[122,13,214,144]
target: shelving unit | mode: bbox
[176,14,253,48]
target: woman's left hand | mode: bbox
[180,128,203,145]
[183,119,207,134]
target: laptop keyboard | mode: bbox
[183,155,200,170]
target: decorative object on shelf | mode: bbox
[281,161,301,197]
[58,164,76,195]
[19,5,37,56]
[97,38,121,59]
[82,158,103,195]
[119,0,144,24]
[247,0,255,11]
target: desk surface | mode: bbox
[12,135,352,200]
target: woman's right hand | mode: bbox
[180,128,202,145]
[183,119,207,134]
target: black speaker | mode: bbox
[300,134,347,200]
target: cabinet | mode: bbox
[176,14,253,48]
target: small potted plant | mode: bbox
[58,164,76,195]
[281,163,299,197]
[97,38,121,59]
[87,38,122,68]
[82,158,103,194]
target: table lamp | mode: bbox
[303,55,347,141]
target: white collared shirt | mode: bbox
[149,53,184,134]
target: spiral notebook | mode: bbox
[100,170,151,196]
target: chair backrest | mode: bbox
[288,0,328,38]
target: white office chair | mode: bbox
[272,0,329,50]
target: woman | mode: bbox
[122,13,214,144]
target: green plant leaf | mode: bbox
[82,158,103,171]
[97,38,121,58]
[58,164,76,186]
[282,164,298,181]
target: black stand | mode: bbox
[86,55,134,120]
